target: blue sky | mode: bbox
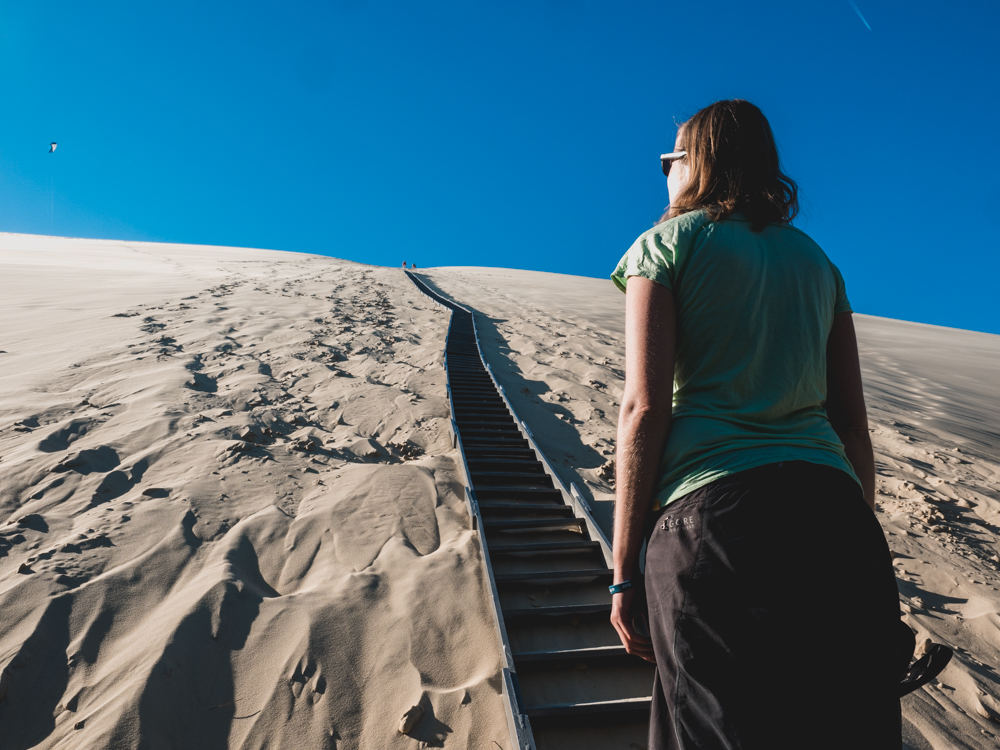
[1,1,998,333]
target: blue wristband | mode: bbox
[608,580,633,595]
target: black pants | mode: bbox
[644,461,901,749]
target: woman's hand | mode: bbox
[610,589,656,663]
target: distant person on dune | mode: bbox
[609,99,901,748]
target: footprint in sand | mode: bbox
[156,336,182,355]
[13,416,40,433]
[27,476,66,501]
[89,459,149,506]
[38,419,95,453]
[15,514,49,533]
[289,658,326,703]
[185,373,218,393]
[139,317,165,334]
[0,529,28,557]
[51,446,120,475]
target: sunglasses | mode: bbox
[661,151,687,177]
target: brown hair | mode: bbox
[662,99,798,232]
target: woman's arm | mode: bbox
[611,276,676,663]
[825,312,876,510]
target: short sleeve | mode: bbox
[830,261,853,315]
[610,226,679,294]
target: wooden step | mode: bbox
[467,458,543,468]
[462,436,529,444]
[489,540,602,554]
[503,603,612,624]
[526,697,652,729]
[482,517,584,532]
[476,487,564,502]
[514,645,634,667]
[463,447,536,457]
[494,568,612,585]
[477,501,570,513]
[471,470,551,482]
[457,425,521,434]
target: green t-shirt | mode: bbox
[611,210,860,510]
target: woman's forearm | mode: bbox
[614,401,671,581]
[610,277,675,661]
[825,313,874,511]
[839,427,876,511]
[613,277,677,582]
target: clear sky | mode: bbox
[2,1,998,333]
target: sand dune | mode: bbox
[3,237,999,749]
[422,265,1000,750]
[0,236,508,749]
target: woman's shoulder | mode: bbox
[719,216,829,256]
[766,220,821,246]
[613,211,714,292]
[638,209,714,246]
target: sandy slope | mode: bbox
[422,266,1000,750]
[4,235,998,749]
[0,236,508,749]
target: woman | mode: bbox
[608,100,901,748]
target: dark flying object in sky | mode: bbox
[848,0,872,31]
[49,142,57,153]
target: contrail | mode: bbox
[848,0,872,30]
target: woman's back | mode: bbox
[609,99,900,750]
[612,209,859,507]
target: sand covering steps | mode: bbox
[405,270,653,750]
